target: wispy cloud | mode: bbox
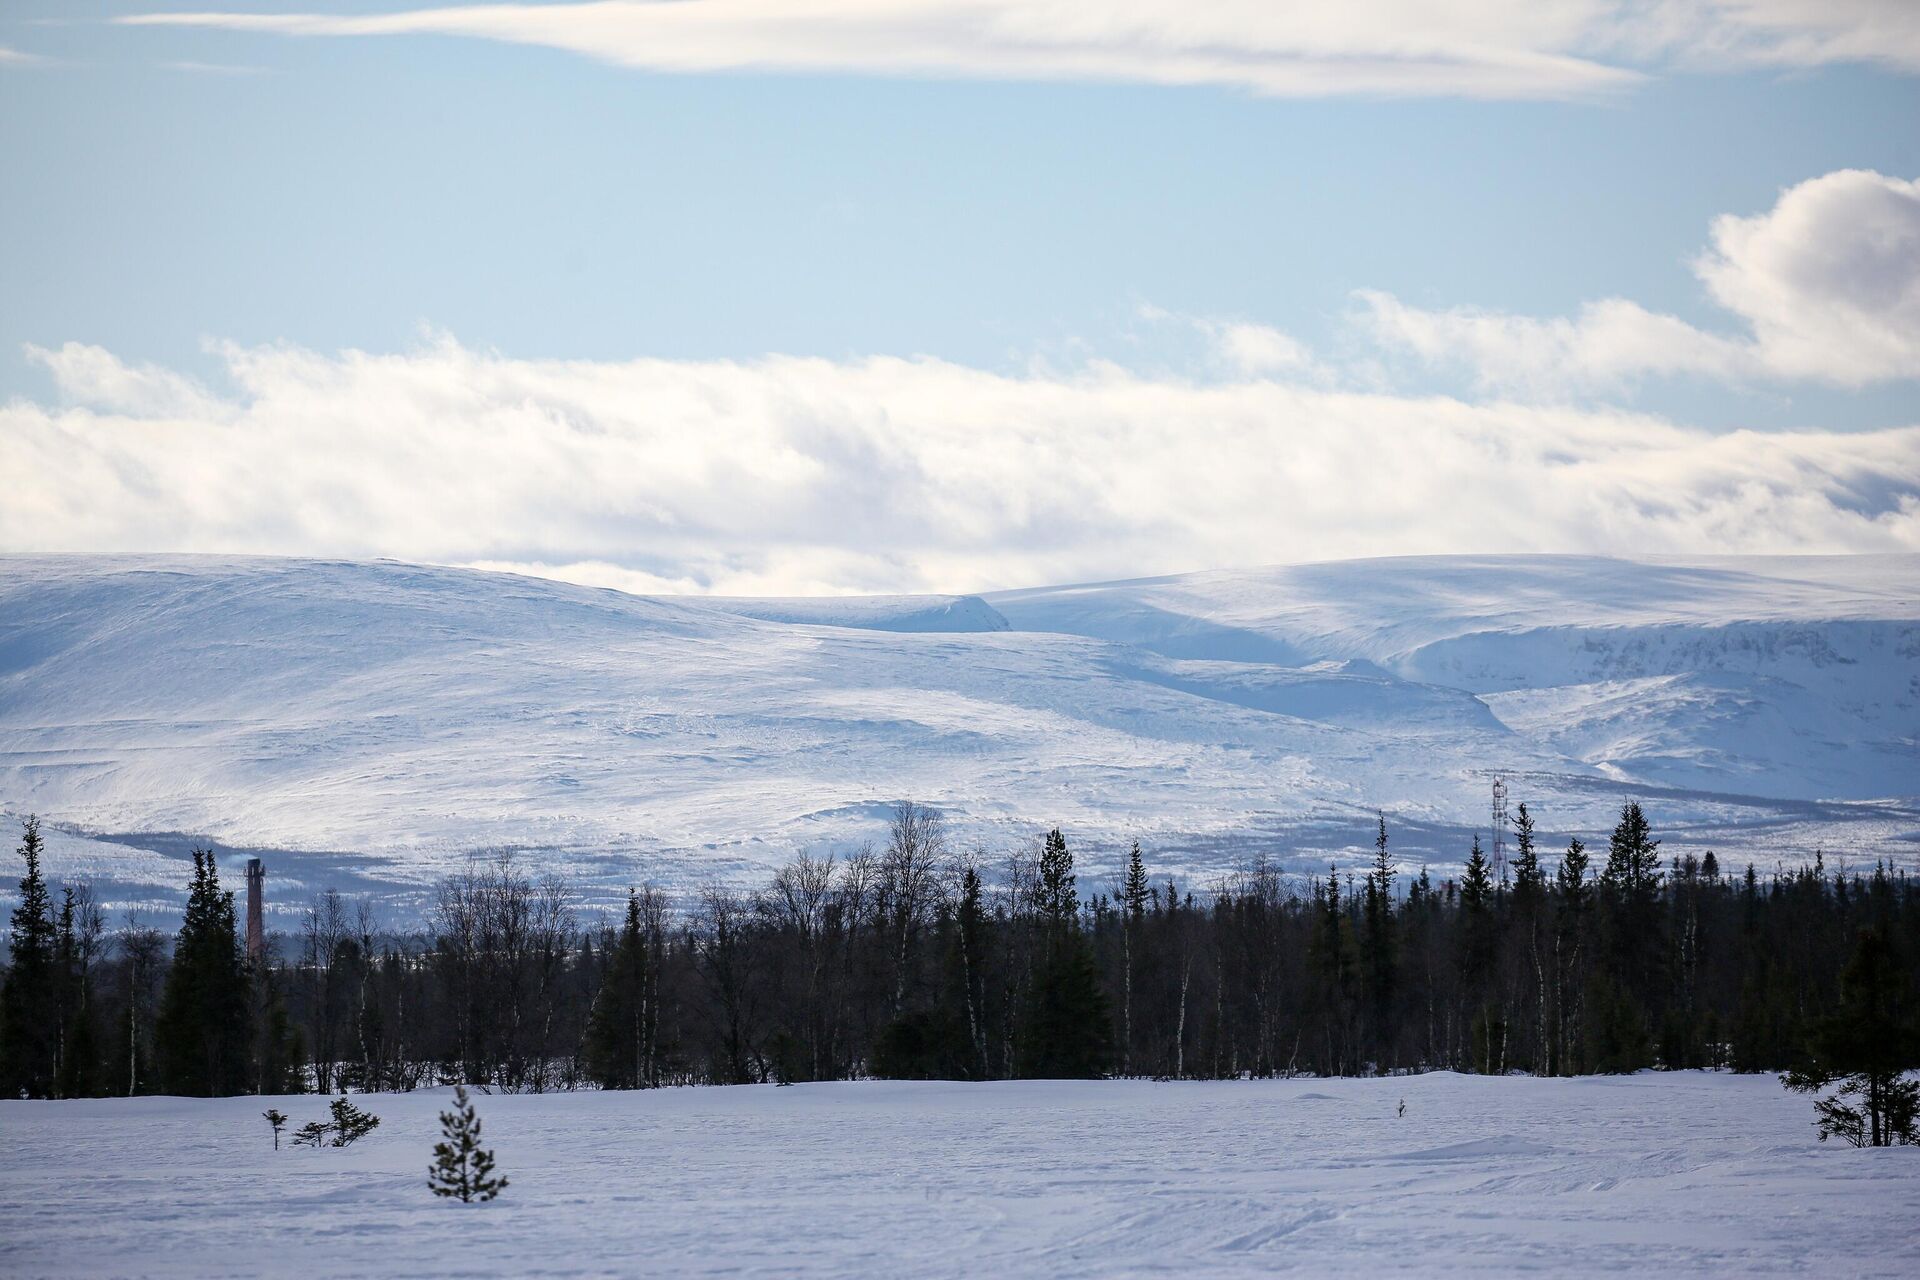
[114,2,1920,100]
[159,59,270,76]
[6,333,1915,596]
[1357,169,1920,395]
[1134,305,1331,382]
[0,43,48,66]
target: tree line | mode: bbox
[2,800,1915,1115]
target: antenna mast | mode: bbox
[1490,776,1509,885]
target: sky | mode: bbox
[3,2,1918,595]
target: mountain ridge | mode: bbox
[1,552,1914,911]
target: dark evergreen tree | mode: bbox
[1360,816,1397,1069]
[1782,926,1919,1146]
[1121,842,1150,921]
[1551,837,1592,1072]
[1459,835,1503,1072]
[1595,802,1664,1069]
[1510,805,1544,909]
[1507,803,1549,1073]
[155,850,252,1096]
[948,863,990,1078]
[429,1084,508,1202]
[1033,829,1076,928]
[1016,831,1111,1078]
[0,816,58,1097]
[1118,841,1150,1075]
[584,890,653,1089]
[1602,802,1663,907]
[328,1094,382,1146]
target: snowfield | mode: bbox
[2,1073,1916,1277]
[0,553,1916,917]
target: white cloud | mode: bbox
[0,44,47,66]
[117,1,1920,100]
[1356,293,1758,395]
[24,341,237,421]
[113,3,1634,100]
[1205,321,1322,380]
[6,335,1916,595]
[1358,169,1920,394]
[1134,306,1328,381]
[1696,168,1920,383]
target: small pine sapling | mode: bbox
[328,1096,382,1147]
[428,1085,508,1203]
[263,1108,288,1150]
[291,1120,331,1148]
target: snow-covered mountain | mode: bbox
[0,553,1914,913]
[987,555,1920,803]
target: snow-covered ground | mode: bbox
[2,1074,1915,1277]
[1,553,1915,918]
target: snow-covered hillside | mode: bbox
[4,1074,1916,1278]
[988,555,1920,802]
[0,553,1914,915]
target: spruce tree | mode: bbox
[1602,801,1662,905]
[1555,836,1589,906]
[1510,804,1544,909]
[1782,926,1919,1146]
[155,850,253,1096]
[1016,830,1110,1077]
[584,890,651,1089]
[1460,837,1494,927]
[1597,802,1664,1066]
[1119,841,1150,1075]
[1459,835,1501,1072]
[1360,816,1397,1066]
[429,1085,508,1202]
[1507,803,1547,1072]
[1121,841,1150,923]
[0,816,58,1097]
[1034,829,1076,927]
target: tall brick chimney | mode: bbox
[245,858,266,966]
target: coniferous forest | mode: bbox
[2,801,1916,1120]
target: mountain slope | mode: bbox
[987,555,1920,801]
[0,553,1914,908]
